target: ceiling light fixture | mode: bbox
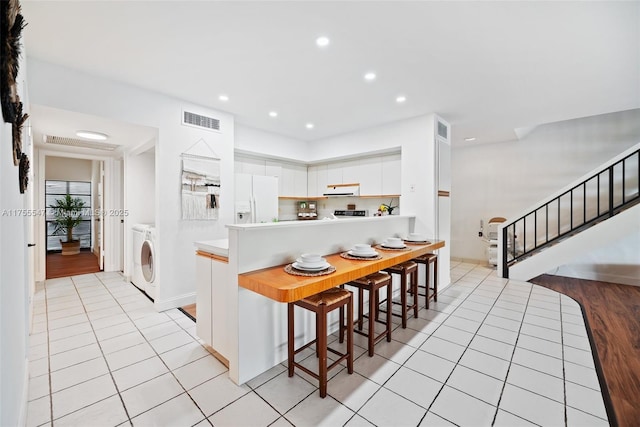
[464,137,477,142]
[269,111,278,118]
[396,95,407,103]
[75,130,108,141]
[364,72,376,82]
[315,36,330,47]
[218,94,229,101]
[306,123,314,129]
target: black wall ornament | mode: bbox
[18,152,29,194]
[1,0,26,123]
[12,98,27,165]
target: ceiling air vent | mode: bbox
[182,110,220,132]
[43,135,120,151]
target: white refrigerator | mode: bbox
[234,173,279,224]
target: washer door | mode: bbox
[141,240,155,282]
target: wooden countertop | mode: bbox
[238,240,444,303]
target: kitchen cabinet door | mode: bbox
[265,161,282,179]
[279,166,295,196]
[381,154,401,195]
[327,162,342,185]
[341,159,361,185]
[241,157,267,176]
[358,157,382,196]
[307,166,318,197]
[293,164,308,197]
[316,164,328,195]
[195,255,212,346]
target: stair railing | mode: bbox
[500,146,640,278]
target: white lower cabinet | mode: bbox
[196,254,230,358]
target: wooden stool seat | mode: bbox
[288,288,353,398]
[382,261,419,328]
[345,272,392,356]
[414,253,438,309]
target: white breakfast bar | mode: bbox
[195,215,445,385]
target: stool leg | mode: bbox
[339,305,344,344]
[400,273,408,328]
[433,258,438,302]
[412,270,419,318]
[367,286,375,356]
[425,263,431,309]
[347,296,354,374]
[318,306,328,398]
[357,287,364,331]
[385,281,392,342]
[287,303,295,377]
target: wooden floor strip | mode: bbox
[46,251,101,279]
[531,274,640,427]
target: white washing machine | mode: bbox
[131,224,156,300]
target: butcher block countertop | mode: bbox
[238,240,444,303]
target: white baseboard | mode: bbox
[154,292,196,312]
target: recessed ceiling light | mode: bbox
[464,137,477,142]
[396,95,407,103]
[315,36,330,47]
[306,123,314,129]
[218,94,229,101]
[269,111,278,118]
[364,72,376,82]
[76,130,108,141]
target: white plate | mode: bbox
[295,258,326,268]
[348,250,378,258]
[292,262,330,271]
[381,244,406,249]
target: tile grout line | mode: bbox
[490,279,535,426]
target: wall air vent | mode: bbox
[437,121,448,139]
[43,135,120,151]
[182,110,220,132]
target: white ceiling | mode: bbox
[21,1,640,147]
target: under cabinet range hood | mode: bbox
[323,184,360,197]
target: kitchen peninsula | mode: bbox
[195,215,445,385]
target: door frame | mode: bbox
[36,149,123,281]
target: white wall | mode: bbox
[28,58,235,310]
[1,51,30,427]
[44,156,92,181]
[451,109,640,277]
[235,124,308,162]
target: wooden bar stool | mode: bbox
[287,287,353,398]
[344,272,393,356]
[414,253,438,309]
[381,261,419,328]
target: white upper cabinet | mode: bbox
[265,161,282,179]
[340,159,361,185]
[327,163,342,185]
[381,153,401,195]
[292,164,308,197]
[358,156,382,196]
[307,165,318,197]
[316,165,328,196]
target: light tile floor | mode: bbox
[26,262,610,426]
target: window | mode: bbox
[45,180,92,251]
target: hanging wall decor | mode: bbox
[18,152,29,194]
[180,139,221,220]
[12,98,27,165]
[1,0,27,123]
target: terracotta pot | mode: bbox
[60,240,81,256]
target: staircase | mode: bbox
[499,143,640,281]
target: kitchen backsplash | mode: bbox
[278,197,400,221]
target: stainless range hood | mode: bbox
[323,184,360,197]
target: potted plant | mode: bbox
[49,194,86,255]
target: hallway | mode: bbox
[46,251,100,280]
